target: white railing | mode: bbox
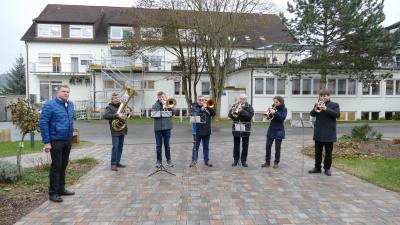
[29,62,89,74]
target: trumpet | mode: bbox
[315,100,325,113]
[263,104,276,119]
[231,103,242,118]
[162,97,176,109]
[206,99,216,109]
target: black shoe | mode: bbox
[232,161,238,167]
[205,162,213,167]
[308,168,322,174]
[242,162,248,167]
[324,169,332,176]
[49,194,63,203]
[59,189,75,196]
[117,164,126,168]
[167,160,174,167]
[189,161,197,167]
[261,162,270,168]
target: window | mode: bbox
[178,29,196,42]
[361,112,369,120]
[348,79,356,95]
[141,80,155,90]
[328,79,336,94]
[40,83,50,102]
[141,27,163,40]
[396,80,400,95]
[313,79,320,95]
[37,24,61,37]
[104,80,115,89]
[348,112,356,120]
[292,79,300,95]
[80,60,92,65]
[291,112,301,120]
[69,25,93,38]
[277,79,285,95]
[371,81,380,95]
[149,56,162,68]
[174,81,181,95]
[110,26,133,40]
[40,81,62,102]
[302,79,311,95]
[338,79,346,95]
[265,78,274,94]
[371,112,379,120]
[202,82,211,95]
[255,78,264,94]
[386,80,394,95]
[38,56,51,64]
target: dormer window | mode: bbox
[37,24,61,38]
[141,27,163,41]
[178,29,196,42]
[110,26,133,40]
[70,25,93,38]
[259,36,266,41]
[244,35,251,41]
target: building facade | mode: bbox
[22,4,400,120]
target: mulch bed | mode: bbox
[304,139,400,159]
[0,186,48,225]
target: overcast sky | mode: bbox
[0,0,399,74]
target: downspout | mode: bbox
[250,68,254,122]
[25,41,29,100]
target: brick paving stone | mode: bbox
[12,138,400,224]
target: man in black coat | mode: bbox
[228,94,254,167]
[103,93,131,171]
[189,95,216,167]
[309,88,340,176]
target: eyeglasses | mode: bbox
[199,99,205,101]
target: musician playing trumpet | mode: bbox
[261,96,287,169]
[152,91,175,168]
[228,94,254,167]
[309,88,340,176]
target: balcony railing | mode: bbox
[29,62,90,74]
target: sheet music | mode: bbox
[151,110,172,118]
[291,119,313,128]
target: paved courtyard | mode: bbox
[12,135,400,225]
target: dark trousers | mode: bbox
[265,138,282,163]
[111,135,125,165]
[315,141,333,170]
[49,140,71,195]
[192,134,210,163]
[155,129,171,162]
[233,136,249,163]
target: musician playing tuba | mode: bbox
[103,92,134,171]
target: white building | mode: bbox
[22,4,400,121]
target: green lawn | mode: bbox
[0,141,93,158]
[0,157,98,191]
[334,158,400,192]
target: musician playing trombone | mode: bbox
[261,96,287,169]
[308,88,340,176]
[228,94,254,167]
[189,95,216,167]
[151,91,175,168]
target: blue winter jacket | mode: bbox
[40,98,74,144]
[267,105,287,139]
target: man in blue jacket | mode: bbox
[40,85,75,203]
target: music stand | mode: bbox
[232,121,252,135]
[290,118,313,175]
[148,110,176,177]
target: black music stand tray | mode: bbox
[148,163,176,177]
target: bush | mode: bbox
[393,138,400,145]
[0,160,24,183]
[338,134,352,142]
[351,124,379,141]
[375,132,383,140]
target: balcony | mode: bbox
[29,62,90,75]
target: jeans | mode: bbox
[192,134,210,163]
[49,140,71,195]
[233,136,249,163]
[315,141,333,170]
[111,135,125,166]
[155,129,171,162]
[265,138,282,163]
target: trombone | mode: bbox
[162,97,176,110]
[263,104,277,120]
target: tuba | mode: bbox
[231,103,242,118]
[111,87,137,132]
[263,104,277,120]
[206,99,216,109]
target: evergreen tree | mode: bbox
[1,55,26,95]
[281,0,400,86]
